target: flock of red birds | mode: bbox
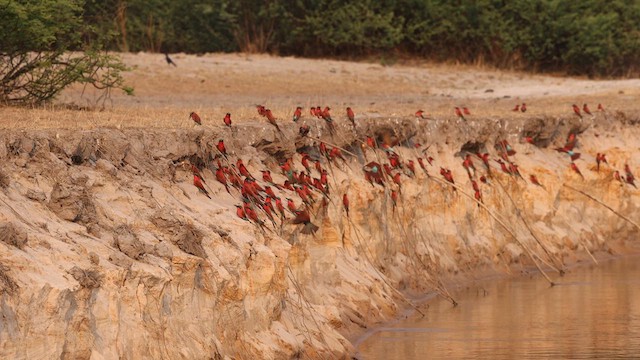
[185,102,635,234]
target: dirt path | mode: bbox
[2,52,639,129]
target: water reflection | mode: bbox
[357,257,640,359]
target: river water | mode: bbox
[356,256,640,359]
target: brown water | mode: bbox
[356,256,640,359]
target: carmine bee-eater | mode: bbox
[215,168,230,194]
[455,107,466,121]
[194,174,211,199]
[235,205,247,220]
[309,107,316,117]
[321,107,336,134]
[265,186,276,199]
[391,189,398,211]
[625,164,636,188]
[440,167,455,186]
[216,140,227,157]
[237,159,252,178]
[346,107,355,127]
[366,136,376,148]
[286,198,297,214]
[189,112,202,125]
[572,104,583,119]
[265,109,283,133]
[462,154,475,178]
[512,104,520,112]
[406,160,416,177]
[471,180,480,193]
[299,125,310,137]
[275,197,286,219]
[521,103,527,113]
[495,159,511,175]
[614,170,623,183]
[329,147,346,162]
[343,193,349,217]
[223,113,232,127]
[463,107,471,115]
[583,104,593,116]
[262,170,275,184]
[597,103,604,111]
[415,110,428,119]
[292,209,319,235]
[293,106,302,122]
[191,164,205,182]
[596,153,607,172]
[256,105,267,117]
[570,162,584,179]
[417,158,429,176]
[474,189,483,204]
[530,174,545,189]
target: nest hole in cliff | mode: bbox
[69,266,103,289]
[0,264,18,294]
[459,141,485,155]
[0,222,27,250]
[254,138,294,165]
[151,210,207,258]
[0,168,9,189]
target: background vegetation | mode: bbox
[2,0,640,105]
[82,0,640,77]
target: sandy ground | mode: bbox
[1,52,640,129]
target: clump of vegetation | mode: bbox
[0,0,130,106]
[82,0,640,77]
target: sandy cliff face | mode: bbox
[0,112,638,359]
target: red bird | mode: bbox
[570,162,584,179]
[237,159,252,178]
[471,180,480,192]
[189,112,202,125]
[309,106,316,117]
[193,174,211,199]
[406,160,416,177]
[417,158,429,175]
[614,170,623,184]
[256,105,267,117]
[298,125,310,137]
[223,113,232,127]
[524,136,534,144]
[265,109,283,133]
[343,194,349,217]
[262,170,274,184]
[191,164,204,182]
[474,190,483,204]
[286,198,297,214]
[512,104,520,112]
[293,106,302,122]
[391,190,398,211]
[583,104,592,116]
[596,153,607,172]
[216,140,227,157]
[496,159,511,175]
[455,107,466,121]
[415,110,428,119]
[625,164,636,188]
[321,107,336,134]
[235,205,247,220]
[462,154,475,177]
[572,104,583,119]
[215,168,230,193]
[521,103,527,113]
[292,209,319,235]
[329,147,346,162]
[346,107,355,127]
[393,172,402,187]
[265,186,276,199]
[366,136,376,148]
[440,167,455,185]
[597,103,604,111]
[275,197,286,219]
[530,174,545,189]
[463,107,471,115]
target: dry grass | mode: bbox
[2,52,640,130]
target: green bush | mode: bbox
[0,0,129,105]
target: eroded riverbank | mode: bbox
[0,111,638,358]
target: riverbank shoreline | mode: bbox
[351,246,640,354]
